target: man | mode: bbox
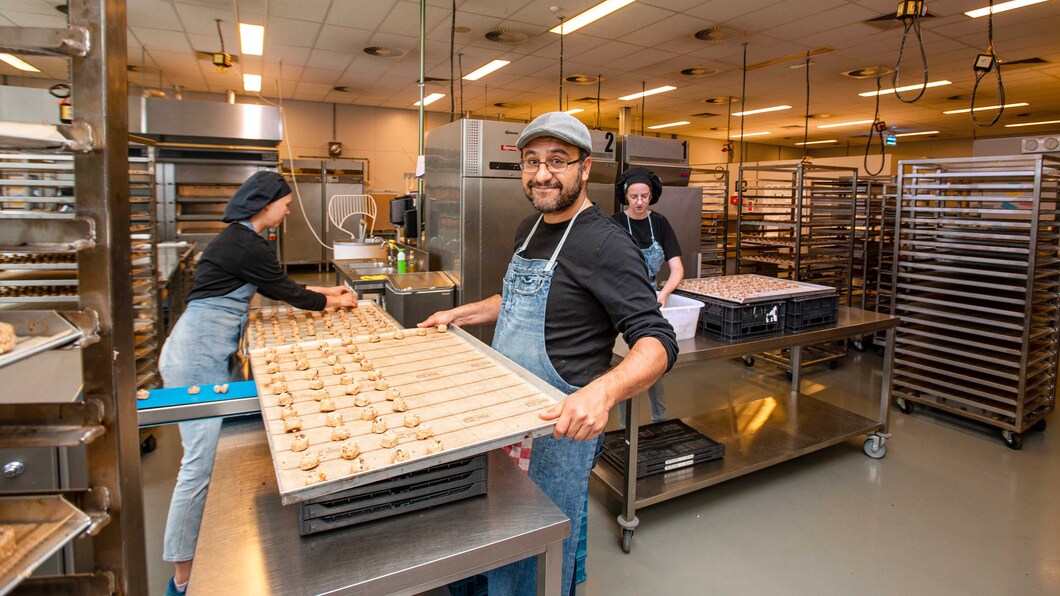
[419,112,678,594]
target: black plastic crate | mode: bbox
[785,294,839,331]
[299,454,487,535]
[676,290,786,340]
[600,420,725,479]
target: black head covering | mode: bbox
[221,171,292,222]
[615,167,664,206]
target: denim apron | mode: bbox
[158,220,257,563]
[485,202,603,596]
[627,212,665,284]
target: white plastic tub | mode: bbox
[660,292,703,340]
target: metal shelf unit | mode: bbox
[129,145,162,390]
[852,176,891,311]
[690,166,729,276]
[890,155,1060,445]
[0,0,148,593]
[872,181,899,352]
[736,162,858,371]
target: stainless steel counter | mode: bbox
[190,417,569,595]
[599,306,898,552]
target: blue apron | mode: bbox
[626,212,665,284]
[486,201,602,596]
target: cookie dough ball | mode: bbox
[314,389,330,401]
[403,413,421,428]
[415,328,428,336]
[277,392,294,407]
[217,383,229,394]
[270,373,286,383]
[304,470,327,485]
[290,433,309,452]
[393,330,405,340]
[266,363,279,374]
[339,374,354,385]
[368,334,381,343]
[279,405,297,420]
[371,418,388,434]
[391,397,409,412]
[350,458,369,473]
[318,340,330,350]
[331,364,346,375]
[340,338,354,346]
[344,384,360,396]
[295,359,311,371]
[360,406,378,421]
[367,370,382,381]
[353,395,371,407]
[304,369,319,380]
[325,412,344,427]
[374,379,390,391]
[385,388,401,400]
[323,354,338,366]
[437,324,448,333]
[425,439,444,454]
[136,389,149,400]
[349,351,365,362]
[415,424,434,441]
[339,441,361,460]
[344,344,359,355]
[318,397,336,412]
[359,360,374,371]
[391,448,410,463]
[331,425,351,441]
[308,379,324,390]
[271,382,287,395]
[380,431,399,448]
[188,385,201,395]
[284,417,303,433]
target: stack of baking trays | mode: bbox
[675,274,839,341]
[244,304,565,535]
[890,155,1059,449]
[600,420,725,479]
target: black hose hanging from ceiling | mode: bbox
[893,4,928,103]
[802,53,810,160]
[215,19,225,53]
[450,0,455,122]
[864,76,886,177]
[458,52,464,118]
[739,43,747,163]
[970,0,1005,127]
[596,75,601,129]
[558,17,565,112]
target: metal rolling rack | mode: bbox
[873,180,899,354]
[690,166,729,277]
[129,144,163,389]
[736,162,857,372]
[0,0,148,593]
[890,155,1059,449]
[849,176,892,351]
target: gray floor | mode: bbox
[141,275,1058,595]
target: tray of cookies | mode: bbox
[246,302,399,350]
[0,495,91,596]
[0,310,82,370]
[249,325,564,505]
[677,274,835,304]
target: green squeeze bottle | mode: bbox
[397,248,407,274]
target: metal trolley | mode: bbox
[890,155,1059,449]
[691,165,729,276]
[850,175,894,352]
[736,162,857,373]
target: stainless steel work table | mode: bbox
[596,306,898,552]
[190,417,570,595]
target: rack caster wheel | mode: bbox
[896,397,914,415]
[1002,430,1024,450]
[829,360,839,370]
[1032,419,1047,433]
[742,356,755,367]
[621,528,634,553]
[863,437,886,459]
[140,434,157,455]
[851,340,866,352]
[785,370,793,380]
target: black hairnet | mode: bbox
[615,167,664,206]
[221,171,292,222]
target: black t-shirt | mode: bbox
[187,223,327,311]
[513,206,678,387]
[611,211,682,261]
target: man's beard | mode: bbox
[523,165,584,214]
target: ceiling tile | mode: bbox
[173,2,238,36]
[268,0,334,23]
[315,25,374,53]
[266,16,322,48]
[263,43,313,67]
[1,10,67,27]
[325,0,395,30]
[378,1,453,36]
[306,49,355,71]
[298,67,344,84]
[684,0,787,24]
[458,0,535,19]
[0,0,58,15]
[133,27,194,53]
[128,1,184,30]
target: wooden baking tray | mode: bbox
[0,495,91,596]
[678,274,836,304]
[249,326,563,504]
[246,302,399,350]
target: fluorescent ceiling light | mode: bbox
[550,0,637,35]
[1005,119,1060,128]
[414,93,445,106]
[740,131,772,137]
[618,86,676,101]
[0,53,40,72]
[943,102,1028,114]
[242,74,261,92]
[463,59,510,81]
[647,121,690,130]
[732,105,791,117]
[795,139,837,145]
[239,23,264,56]
[894,130,940,137]
[817,119,874,129]
[859,80,951,97]
[965,0,1048,18]
[564,108,585,114]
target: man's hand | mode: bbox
[309,285,358,308]
[417,309,458,328]
[539,385,612,441]
[417,295,501,328]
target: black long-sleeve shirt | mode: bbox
[513,206,678,387]
[187,223,327,311]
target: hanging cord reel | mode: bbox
[970,0,1005,127]
[892,0,929,103]
[864,76,886,177]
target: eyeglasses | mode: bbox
[519,157,583,174]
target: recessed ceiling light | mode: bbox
[566,74,600,84]
[647,121,690,130]
[0,53,40,72]
[463,59,510,81]
[414,93,445,107]
[795,139,838,145]
[550,0,638,35]
[817,119,875,129]
[242,74,261,92]
[1004,119,1060,128]
[564,108,585,115]
[942,102,1028,114]
[679,67,719,77]
[618,86,676,101]
[859,80,951,97]
[740,131,772,137]
[704,97,739,104]
[732,105,791,116]
[239,23,264,56]
[363,46,405,57]
[965,0,1049,18]
[894,130,940,137]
